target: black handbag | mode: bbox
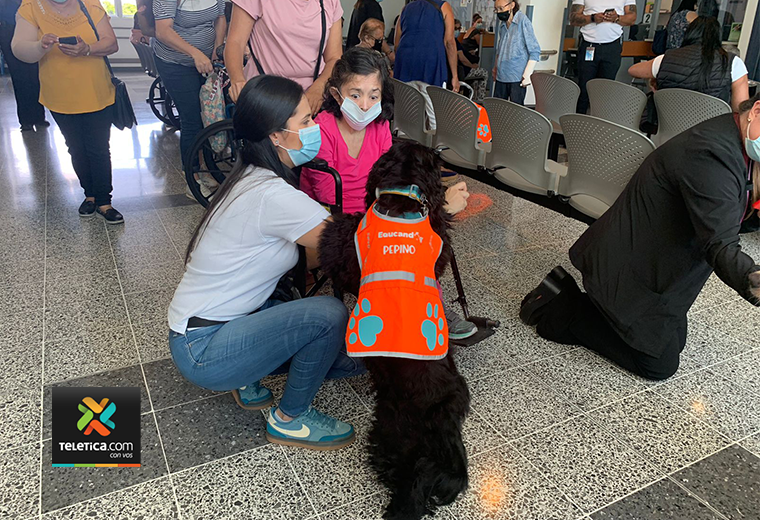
[77,0,137,130]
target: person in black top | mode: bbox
[346,0,383,48]
[0,0,47,131]
[520,94,760,381]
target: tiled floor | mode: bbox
[1,71,759,520]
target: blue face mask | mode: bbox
[454,29,461,38]
[746,117,760,163]
[279,125,321,167]
[50,0,68,3]
[338,93,382,131]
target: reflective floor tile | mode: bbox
[131,319,172,363]
[174,444,315,520]
[469,367,582,441]
[708,349,760,397]
[117,260,184,296]
[671,445,760,520]
[41,413,168,513]
[679,325,753,374]
[526,349,645,412]
[739,432,760,457]
[694,300,760,350]
[462,408,509,457]
[155,394,268,472]
[447,445,584,520]
[0,280,43,317]
[42,365,151,440]
[512,415,663,513]
[281,414,375,513]
[591,477,725,520]
[654,370,760,440]
[490,320,579,368]
[142,358,224,412]
[452,339,516,383]
[42,477,179,519]
[123,287,175,326]
[586,391,730,473]
[0,442,41,519]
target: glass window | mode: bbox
[100,0,116,16]
[122,1,137,16]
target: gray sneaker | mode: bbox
[448,312,477,340]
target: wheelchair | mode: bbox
[131,41,181,129]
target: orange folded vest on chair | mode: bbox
[346,191,449,360]
[475,103,492,143]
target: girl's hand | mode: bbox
[58,36,90,57]
[40,33,58,50]
[229,80,246,103]
[444,181,470,215]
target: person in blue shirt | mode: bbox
[0,0,47,131]
[492,0,540,105]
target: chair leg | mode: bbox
[549,134,561,162]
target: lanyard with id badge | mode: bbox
[585,46,595,61]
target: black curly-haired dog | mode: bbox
[319,141,471,520]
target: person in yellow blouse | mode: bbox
[12,0,123,224]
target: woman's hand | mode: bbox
[492,66,497,81]
[451,76,460,94]
[58,36,90,57]
[40,33,58,51]
[192,50,213,74]
[229,80,246,103]
[444,181,470,215]
[305,83,325,115]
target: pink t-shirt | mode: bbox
[301,111,393,214]
[232,0,342,89]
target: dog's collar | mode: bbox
[375,185,428,216]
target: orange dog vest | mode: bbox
[346,201,449,360]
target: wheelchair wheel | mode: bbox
[148,77,181,129]
[185,119,238,207]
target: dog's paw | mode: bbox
[421,302,445,351]
[348,298,384,347]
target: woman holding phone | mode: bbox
[12,0,123,223]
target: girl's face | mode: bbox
[332,72,383,112]
[271,95,315,164]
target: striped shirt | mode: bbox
[153,0,225,67]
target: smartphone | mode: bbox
[604,8,616,15]
[58,36,77,45]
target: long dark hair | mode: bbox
[674,0,697,13]
[322,46,394,123]
[184,75,304,264]
[682,15,729,92]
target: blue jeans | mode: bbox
[169,296,365,417]
[494,80,526,106]
[154,56,205,171]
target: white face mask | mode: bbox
[337,91,382,131]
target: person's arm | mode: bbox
[441,2,459,92]
[606,3,637,26]
[628,58,656,79]
[521,18,540,87]
[304,20,343,115]
[458,49,476,69]
[569,2,603,26]
[213,15,227,59]
[381,39,395,64]
[58,14,119,58]
[11,16,56,63]
[394,15,401,49]
[679,152,760,303]
[225,4,254,102]
[136,0,155,38]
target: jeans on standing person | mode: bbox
[576,37,622,114]
[51,105,114,206]
[154,56,205,171]
[494,80,526,105]
[0,21,45,127]
[169,296,366,418]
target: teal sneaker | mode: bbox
[232,382,274,410]
[266,407,355,450]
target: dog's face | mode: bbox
[363,141,448,219]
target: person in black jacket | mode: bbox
[346,0,384,48]
[520,94,760,381]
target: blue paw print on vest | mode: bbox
[477,123,490,138]
[348,298,384,347]
[421,302,445,351]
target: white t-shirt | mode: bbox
[651,53,748,82]
[168,167,329,333]
[573,0,637,44]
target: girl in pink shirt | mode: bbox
[301,47,394,214]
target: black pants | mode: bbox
[0,21,45,126]
[493,80,527,105]
[576,37,622,114]
[52,106,114,206]
[535,286,684,381]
